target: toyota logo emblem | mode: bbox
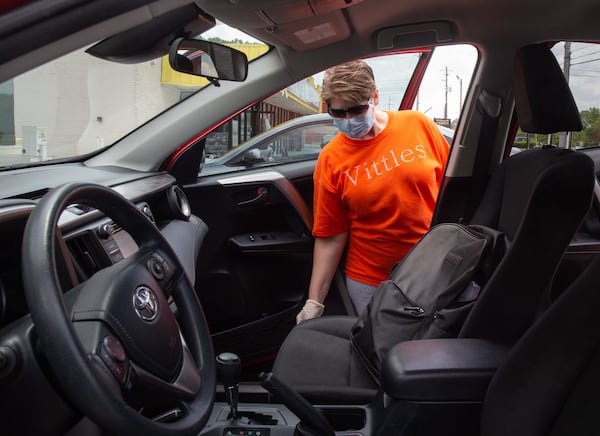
[133,286,159,321]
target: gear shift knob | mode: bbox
[216,352,241,419]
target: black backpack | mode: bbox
[350,223,508,379]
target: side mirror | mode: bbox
[199,148,206,172]
[242,149,264,164]
[169,37,248,82]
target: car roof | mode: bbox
[3,0,599,83]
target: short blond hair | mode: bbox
[321,60,376,106]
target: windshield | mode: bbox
[0,24,265,168]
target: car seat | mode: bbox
[373,250,600,436]
[271,44,595,405]
[479,253,600,436]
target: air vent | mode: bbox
[167,186,191,220]
[66,231,110,280]
[8,188,49,200]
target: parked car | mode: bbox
[201,113,339,175]
[0,1,599,436]
[201,113,454,176]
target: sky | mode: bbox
[310,46,476,122]
[552,42,600,114]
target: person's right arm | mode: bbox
[296,232,348,323]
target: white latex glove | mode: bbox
[296,299,325,324]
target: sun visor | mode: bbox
[512,43,582,134]
[87,3,215,64]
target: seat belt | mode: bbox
[463,89,503,222]
[334,268,357,316]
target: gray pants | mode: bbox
[346,277,377,315]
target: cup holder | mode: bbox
[320,407,366,432]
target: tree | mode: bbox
[207,37,251,45]
[573,107,600,147]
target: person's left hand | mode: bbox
[296,299,325,324]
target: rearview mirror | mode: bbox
[169,37,248,82]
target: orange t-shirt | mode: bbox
[312,110,449,285]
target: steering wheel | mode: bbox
[21,183,215,435]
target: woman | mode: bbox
[297,59,450,322]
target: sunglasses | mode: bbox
[327,103,370,119]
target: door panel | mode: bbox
[183,163,318,376]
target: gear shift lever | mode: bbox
[216,352,241,420]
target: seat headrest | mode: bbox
[512,44,582,134]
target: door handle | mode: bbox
[237,186,269,207]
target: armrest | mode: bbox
[381,338,509,402]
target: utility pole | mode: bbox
[456,74,463,115]
[560,41,572,148]
[443,66,449,119]
[563,41,571,88]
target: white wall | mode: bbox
[14,51,180,160]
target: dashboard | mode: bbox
[0,163,207,330]
[0,162,211,434]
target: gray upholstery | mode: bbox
[272,316,378,404]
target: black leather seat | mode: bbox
[480,254,600,436]
[272,43,596,405]
[374,252,600,436]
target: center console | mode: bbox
[376,338,508,436]
[200,402,374,436]
[202,339,508,436]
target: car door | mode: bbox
[184,120,341,377]
[176,46,475,378]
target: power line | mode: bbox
[554,43,598,59]
[571,57,600,66]
[570,44,599,53]
[570,67,600,74]
[572,48,600,60]
[570,73,600,78]
[570,66,600,72]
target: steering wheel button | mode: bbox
[160,259,174,278]
[103,336,127,363]
[147,257,165,280]
[112,364,126,383]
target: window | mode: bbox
[415,45,478,128]
[200,45,477,176]
[515,42,600,150]
[201,115,339,176]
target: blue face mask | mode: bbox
[332,107,375,139]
